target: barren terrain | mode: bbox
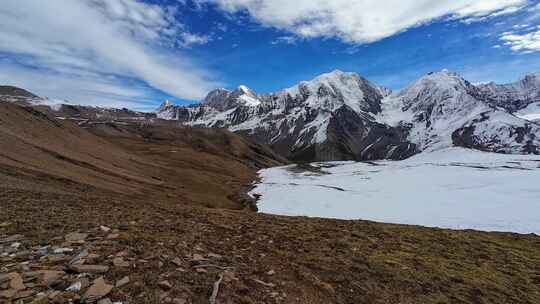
[1,102,540,304]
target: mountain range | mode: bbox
[2,69,540,162]
[156,70,540,161]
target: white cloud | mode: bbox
[271,36,298,45]
[202,0,527,43]
[500,29,540,53]
[0,0,220,108]
[179,32,211,47]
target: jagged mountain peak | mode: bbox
[231,85,257,99]
[236,85,253,94]
[156,99,174,113]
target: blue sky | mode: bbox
[1,0,540,111]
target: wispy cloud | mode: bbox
[0,0,221,109]
[201,0,527,43]
[500,27,540,53]
[271,36,298,45]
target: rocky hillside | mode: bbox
[158,70,540,160]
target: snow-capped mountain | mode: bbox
[159,69,540,160]
[158,70,416,161]
[379,70,540,154]
[477,72,540,112]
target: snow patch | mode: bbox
[250,148,540,234]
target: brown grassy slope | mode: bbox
[1,102,540,303]
[0,102,283,209]
[2,189,540,304]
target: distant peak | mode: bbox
[237,85,250,93]
[427,69,457,76]
[320,69,356,78]
[162,100,173,107]
[156,99,175,113]
[420,69,463,81]
[328,69,345,75]
[232,85,257,98]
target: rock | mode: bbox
[39,270,65,286]
[222,270,237,283]
[208,253,222,259]
[0,273,10,283]
[173,298,187,304]
[65,232,88,242]
[69,248,89,265]
[66,281,82,292]
[252,278,275,288]
[99,226,111,233]
[83,277,113,302]
[10,242,22,249]
[158,280,172,290]
[106,234,119,240]
[171,257,182,267]
[113,257,129,267]
[0,289,16,299]
[195,268,207,273]
[0,235,24,244]
[266,269,276,276]
[30,293,49,304]
[191,253,207,262]
[48,290,61,300]
[9,273,25,291]
[14,289,35,299]
[43,254,71,263]
[0,222,11,227]
[70,264,109,274]
[97,298,113,304]
[115,250,128,257]
[115,276,130,288]
[88,253,101,260]
[53,247,74,254]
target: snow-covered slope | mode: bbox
[379,70,540,154]
[250,147,540,234]
[158,70,415,161]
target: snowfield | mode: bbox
[250,148,540,234]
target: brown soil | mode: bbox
[1,102,540,304]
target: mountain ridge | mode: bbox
[3,69,540,161]
[156,69,540,160]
